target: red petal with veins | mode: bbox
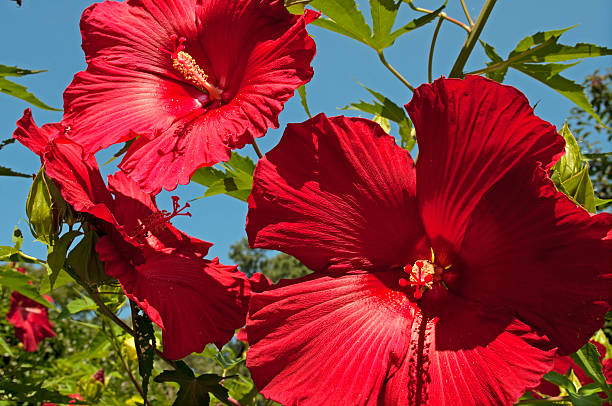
[453,163,612,354]
[6,292,55,352]
[246,271,414,405]
[63,0,316,193]
[406,75,565,265]
[247,114,428,273]
[97,242,250,359]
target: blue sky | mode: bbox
[0,0,610,264]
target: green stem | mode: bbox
[252,140,263,159]
[449,0,498,78]
[377,50,415,92]
[404,1,470,32]
[465,36,557,76]
[428,17,444,83]
[459,0,474,27]
[514,395,571,404]
[104,320,153,406]
[85,286,178,369]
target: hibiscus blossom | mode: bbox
[6,269,55,352]
[61,0,317,194]
[14,109,250,359]
[244,76,612,405]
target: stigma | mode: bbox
[160,35,222,100]
[131,196,191,240]
[399,260,443,300]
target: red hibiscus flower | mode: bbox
[245,76,612,405]
[14,110,251,359]
[6,292,55,353]
[6,268,55,352]
[61,0,317,194]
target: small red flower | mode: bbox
[14,110,251,359]
[245,76,612,405]
[6,268,55,352]
[61,0,317,193]
[6,292,55,352]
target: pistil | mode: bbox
[399,260,443,300]
[131,196,191,239]
[160,35,222,100]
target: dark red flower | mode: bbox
[14,110,251,359]
[6,269,55,352]
[245,76,612,405]
[61,0,317,194]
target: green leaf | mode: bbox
[543,371,576,393]
[509,26,575,57]
[310,0,372,46]
[0,76,60,111]
[387,3,445,47]
[66,231,110,285]
[553,122,583,181]
[0,381,83,404]
[0,138,16,150]
[342,85,414,150]
[521,42,612,63]
[0,267,53,308]
[568,392,604,406]
[154,361,231,406]
[578,383,604,396]
[46,230,81,290]
[594,197,612,208]
[67,296,97,314]
[571,342,612,399]
[297,84,312,118]
[0,336,14,357]
[0,64,46,77]
[0,165,30,178]
[191,152,254,202]
[0,246,18,260]
[369,0,400,50]
[514,63,604,127]
[131,302,156,401]
[583,152,612,159]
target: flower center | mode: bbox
[399,260,443,300]
[131,196,191,239]
[160,35,222,100]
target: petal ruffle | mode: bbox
[382,294,555,405]
[97,242,250,360]
[13,109,62,156]
[247,114,428,273]
[452,163,612,354]
[246,271,414,405]
[406,76,565,265]
[118,110,233,193]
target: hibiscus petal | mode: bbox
[406,76,565,265]
[7,292,56,352]
[107,171,212,255]
[13,109,62,156]
[97,241,249,360]
[452,163,612,354]
[42,137,115,225]
[246,271,414,405]
[247,114,428,273]
[80,0,198,75]
[382,290,555,406]
[118,110,233,193]
[62,61,202,156]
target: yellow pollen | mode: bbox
[172,50,222,100]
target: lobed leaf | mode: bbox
[191,152,255,202]
[0,266,53,308]
[0,76,60,111]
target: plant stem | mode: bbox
[428,17,444,83]
[460,0,474,27]
[405,1,470,32]
[85,286,178,369]
[377,50,415,92]
[449,0,498,78]
[252,140,263,159]
[105,320,153,406]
